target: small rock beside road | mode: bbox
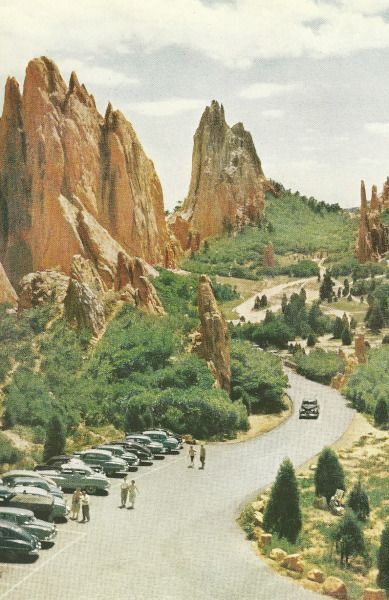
[307,568,325,584]
[269,548,287,562]
[280,553,304,574]
[363,589,386,600]
[323,576,348,599]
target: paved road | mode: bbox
[0,370,354,600]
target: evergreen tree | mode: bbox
[264,310,276,324]
[319,271,335,302]
[253,296,261,310]
[307,333,316,347]
[333,316,344,339]
[347,480,370,521]
[332,511,366,565]
[308,302,322,334]
[259,294,268,308]
[281,294,288,313]
[374,399,389,426]
[341,327,352,346]
[343,278,350,297]
[377,521,389,591]
[314,447,345,503]
[337,287,342,298]
[367,300,385,331]
[263,458,302,543]
[43,415,66,461]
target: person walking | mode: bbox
[120,476,129,508]
[80,491,90,522]
[70,488,82,520]
[188,445,196,468]
[127,480,139,509]
[199,444,206,470]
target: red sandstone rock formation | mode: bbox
[356,180,389,263]
[262,241,275,267]
[196,274,230,393]
[177,101,265,243]
[0,261,17,305]
[0,57,170,287]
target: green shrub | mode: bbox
[331,511,367,566]
[347,480,370,521]
[263,458,302,543]
[239,504,256,540]
[0,432,22,466]
[377,521,389,592]
[295,349,344,384]
[374,399,388,426]
[315,447,345,503]
[43,415,66,461]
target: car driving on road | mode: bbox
[299,397,320,419]
[0,508,57,547]
[0,520,41,562]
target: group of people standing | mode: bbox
[120,476,139,509]
[188,443,206,469]
[70,489,90,522]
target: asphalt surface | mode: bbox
[0,369,354,600]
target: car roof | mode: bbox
[3,470,45,479]
[0,507,34,517]
[12,486,49,496]
[80,449,112,457]
[0,518,31,535]
[302,399,318,403]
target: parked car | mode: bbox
[154,428,183,446]
[110,440,153,464]
[125,434,166,456]
[94,445,139,470]
[4,488,54,522]
[0,486,15,501]
[39,465,110,495]
[73,449,128,476]
[299,398,320,419]
[143,430,179,453]
[2,470,60,488]
[34,455,77,471]
[6,486,68,522]
[4,476,64,499]
[0,520,41,562]
[0,507,57,547]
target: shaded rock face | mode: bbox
[196,274,230,393]
[0,261,17,305]
[0,57,170,287]
[18,270,69,310]
[178,101,265,243]
[167,213,201,252]
[356,180,389,263]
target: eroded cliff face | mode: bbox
[0,57,170,287]
[178,100,266,244]
[356,180,389,263]
[0,261,17,305]
[196,274,230,393]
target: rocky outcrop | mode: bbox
[167,213,201,252]
[0,57,170,287]
[18,270,69,310]
[177,101,266,244]
[307,569,325,584]
[262,241,275,267]
[322,576,348,599]
[280,553,304,574]
[363,590,386,600]
[196,274,230,393]
[0,261,17,305]
[356,180,389,263]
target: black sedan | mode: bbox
[299,398,320,419]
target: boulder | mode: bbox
[269,548,287,562]
[323,576,348,599]
[259,533,272,547]
[253,511,263,526]
[64,278,105,337]
[18,270,69,310]
[363,589,386,600]
[251,500,266,513]
[280,553,304,574]
[307,569,325,584]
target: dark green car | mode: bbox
[0,508,57,547]
[0,520,41,561]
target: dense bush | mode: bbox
[263,458,302,543]
[374,399,388,426]
[347,480,370,521]
[295,349,344,384]
[331,511,367,566]
[0,432,22,465]
[346,347,389,416]
[315,447,345,503]
[377,521,389,592]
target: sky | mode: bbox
[2,0,389,210]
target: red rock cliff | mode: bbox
[0,57,169,287]
[178,100,266,243]
[356,180,389,263]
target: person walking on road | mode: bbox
[120,476,129,508]
[80,491,90,522]
[188,445,196,468]
[70,488,82,520]
[128,480,139,509]
[199,444,206,470]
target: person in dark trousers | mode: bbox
[80,491,90,522]
[199,444,206,470]
[188,445,196,468]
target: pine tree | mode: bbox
[341,327,352,346]
[377,521,389,591]
[281,294,288,313]
[307,333,316,347]
[253,296,261,310]
[332,511,366,565]
[367,300,385,331]
[319,271,334,302]
[263,458,302,543]
[333,316,344,339]
[43,415,66,461]
[374,399,389,426]
[259,294,268,308]
[314,447,345,503]
[347,479,370,521]
[343,279,350,297]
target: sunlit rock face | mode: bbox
[356,180,389,264]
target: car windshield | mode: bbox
[303,400,317,406]
[19,515,34,524]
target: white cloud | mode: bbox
[126,97,206,117]
[240,83,296,99]
[261,109,285,118]
[58,59,139,88]
[365,121,389,135]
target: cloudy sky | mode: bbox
[2,0,389,210]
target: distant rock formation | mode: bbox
[356,180,389,263]
[176,100,266,245]
[0,261,17,305]
[0,56,171,288]
[196,274,230,393]
[262,241,275,267]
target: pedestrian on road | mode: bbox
[80,491,90,522]
[188,445,196,468]
[128,480,139,509]
[70,488,82,520]
[120,476,129,508]
[199,444,206,470]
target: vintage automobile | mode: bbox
[110,440,153,464]
[6,486,68,522]
[143,430,179,453]
[95,445,139,470]
[4,476,64,499]
[299,398,320,419]
[0,507,57,547]
[73,449,128,476]
[39,465,110,495]
[125,434,166,456]
[0,520,41,561]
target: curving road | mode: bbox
[0,370,354,600]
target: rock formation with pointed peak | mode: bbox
[356,180,389,263]
[176,100,266,245]
[0,56,170,288]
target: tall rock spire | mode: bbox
[356,179,389,263]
